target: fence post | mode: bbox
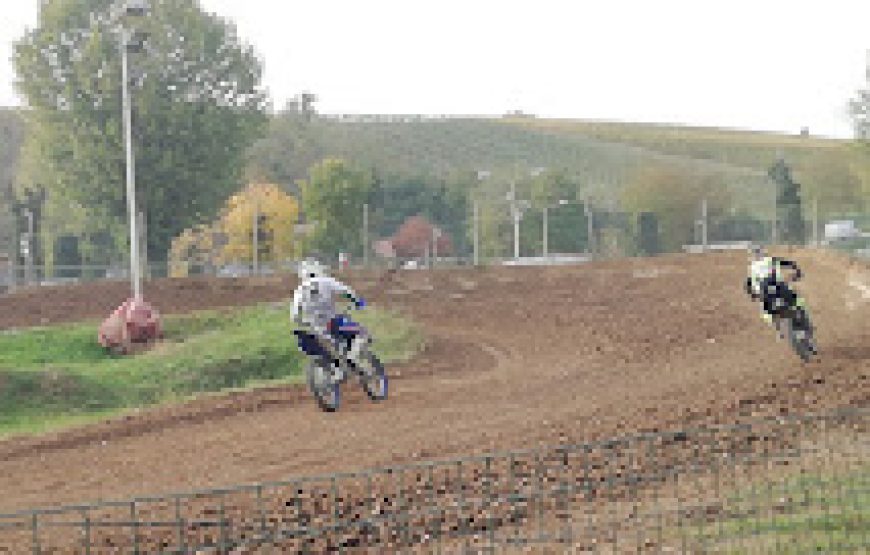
[509,453,518,544]
[485,456,495,549]
[399,468,411,548]
[566,447,576,545]
[456,460,466,547]
[31,513,39,555]
[219,499,227,550]
[537,451,546,542]
[256,485,266,541]
[130,501,138,555]
[81,509,91,555]
[175,496,185,553]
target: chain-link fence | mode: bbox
[2,197,868,295]
[0,405,866,553]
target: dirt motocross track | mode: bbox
[0,249,867,519]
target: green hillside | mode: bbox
[498,118,867,214]
[501,117,844,169]
[250,115,789,210]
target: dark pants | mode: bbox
[294,316,362,358]
[760,277,797,318]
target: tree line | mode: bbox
[5,0,870,274]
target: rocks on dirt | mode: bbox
[98,297,163,355]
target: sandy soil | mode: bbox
[0,249,866,548]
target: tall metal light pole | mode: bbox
[771,183,778,246]
[119,1,148,299]
[121,28,140,298]
[252,200,259,275]
[474,170,490,266]
[701,197,708,250]
[543,203,549,258]
[473,199,479,266]
[510,181,520,260]
[23,209,34,286]
[432,226,439,269]
[507,167,541,261]
[584,196,594,256]
[362,203,369,268]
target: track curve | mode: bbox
[0,250,867,514]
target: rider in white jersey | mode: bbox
[745,245,801,337]
[292,258,367,367]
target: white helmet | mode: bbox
[748,243,766,260]
[297,258,327,281]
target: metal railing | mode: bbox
[1,405,866,553]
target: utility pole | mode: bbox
[432,226,439,269]
[363,203,369,268]
[543,204,549,258]
[510,180,521,260]
[771,182,778,246]
[473,199,479,266]
[24,208,33,286]
[701,198,708,251]
[812,197,819,247]
[252,201,259,276]
[121,27,142,300]
[585,197,594,256]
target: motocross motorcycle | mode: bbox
[293,305,388,412]
[768,273,819,363]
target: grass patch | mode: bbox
[669,465,870,552]
[0,303,424,439]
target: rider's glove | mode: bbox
[355,297,366,309]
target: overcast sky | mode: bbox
[2,1,869,138]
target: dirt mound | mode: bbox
[0,249,866,521]
[0,275,300,330]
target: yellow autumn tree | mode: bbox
[217,183,300,265]
[168,222,222,278]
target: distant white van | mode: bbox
[825,220,859,242]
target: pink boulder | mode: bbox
[98,297,163,354]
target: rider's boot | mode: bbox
[774,317,786,340]
[330,359,345,383]
[346,336,365,371]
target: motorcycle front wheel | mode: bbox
[307,356,341,412]
[786,310,817,363]
[357,351,388,401]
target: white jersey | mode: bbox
[748,257,775,295]
[291,276,357,333]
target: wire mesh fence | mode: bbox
[1,404,866,553]
[2,199,869,296]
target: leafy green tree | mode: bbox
[367,171,470,255]
[791,148,865,224]
[244,101,326,191]
[13,0,268,263]
[769,158,805,244]
[621,164,731,252]
[0,109,25,259]
[520,169,586,255]
[298,158,375,261]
